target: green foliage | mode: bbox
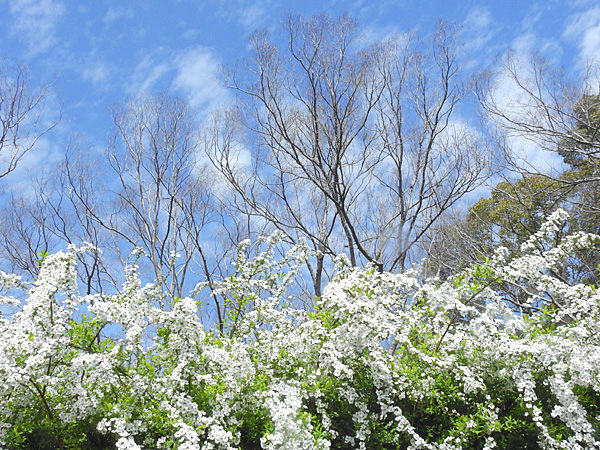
[8,417,117,450]
[469,175,562,248]
[558,93,600,173]
[427,93,600,285]
[428,171,600,289]
[2,228,600,449]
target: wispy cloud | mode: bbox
[459,6,502,71]
[511,32,538,55]
[507,29,563,66]
[7,0,65,56]
[236,1,270,30]
[213,0,276,30]
[483,52,566,175]
[173,48,231,112]
[127,53,171,95]
[119,46,230,112]
[104,7,134,24]
[81,60,109,86]
[0,135,63,195]
[463,6,496,52]
[564,7,600,66]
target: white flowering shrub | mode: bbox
[0,211,599,449]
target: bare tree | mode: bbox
[0,60,58,179]
[0,186,55,277]
[0,141,117,295]
[477,51,600,244]
[208,14,490,294]
[204,107,339,298]
[68,93,219,310]
[476,51,600,179]
[0,93,233,327]
[423,54,600,285]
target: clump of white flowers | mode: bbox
[0,211,599,449]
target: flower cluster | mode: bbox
[0,212,599,449]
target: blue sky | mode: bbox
[1,0,599,179]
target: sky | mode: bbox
[1,0,600,182]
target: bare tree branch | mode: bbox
[0,60,59,179]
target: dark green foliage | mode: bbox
[8,420,116,450]
[558,93,600,173]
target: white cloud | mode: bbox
[484,53,565,175]
[104,7,134,24]
[120,47,230,113]
[127,53,170,95]
[564,7,600,65]
[237,2,270,30]
[511,32,538,55]
[459,6,500,70]
[212,0,275,30]
[510,31,562,62]
[0,135,63,196]
[465,6,492,31]
[7,0,65,55]
[172,48,231,111]
[81,60,109,85]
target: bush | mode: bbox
[0,211,599,449]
